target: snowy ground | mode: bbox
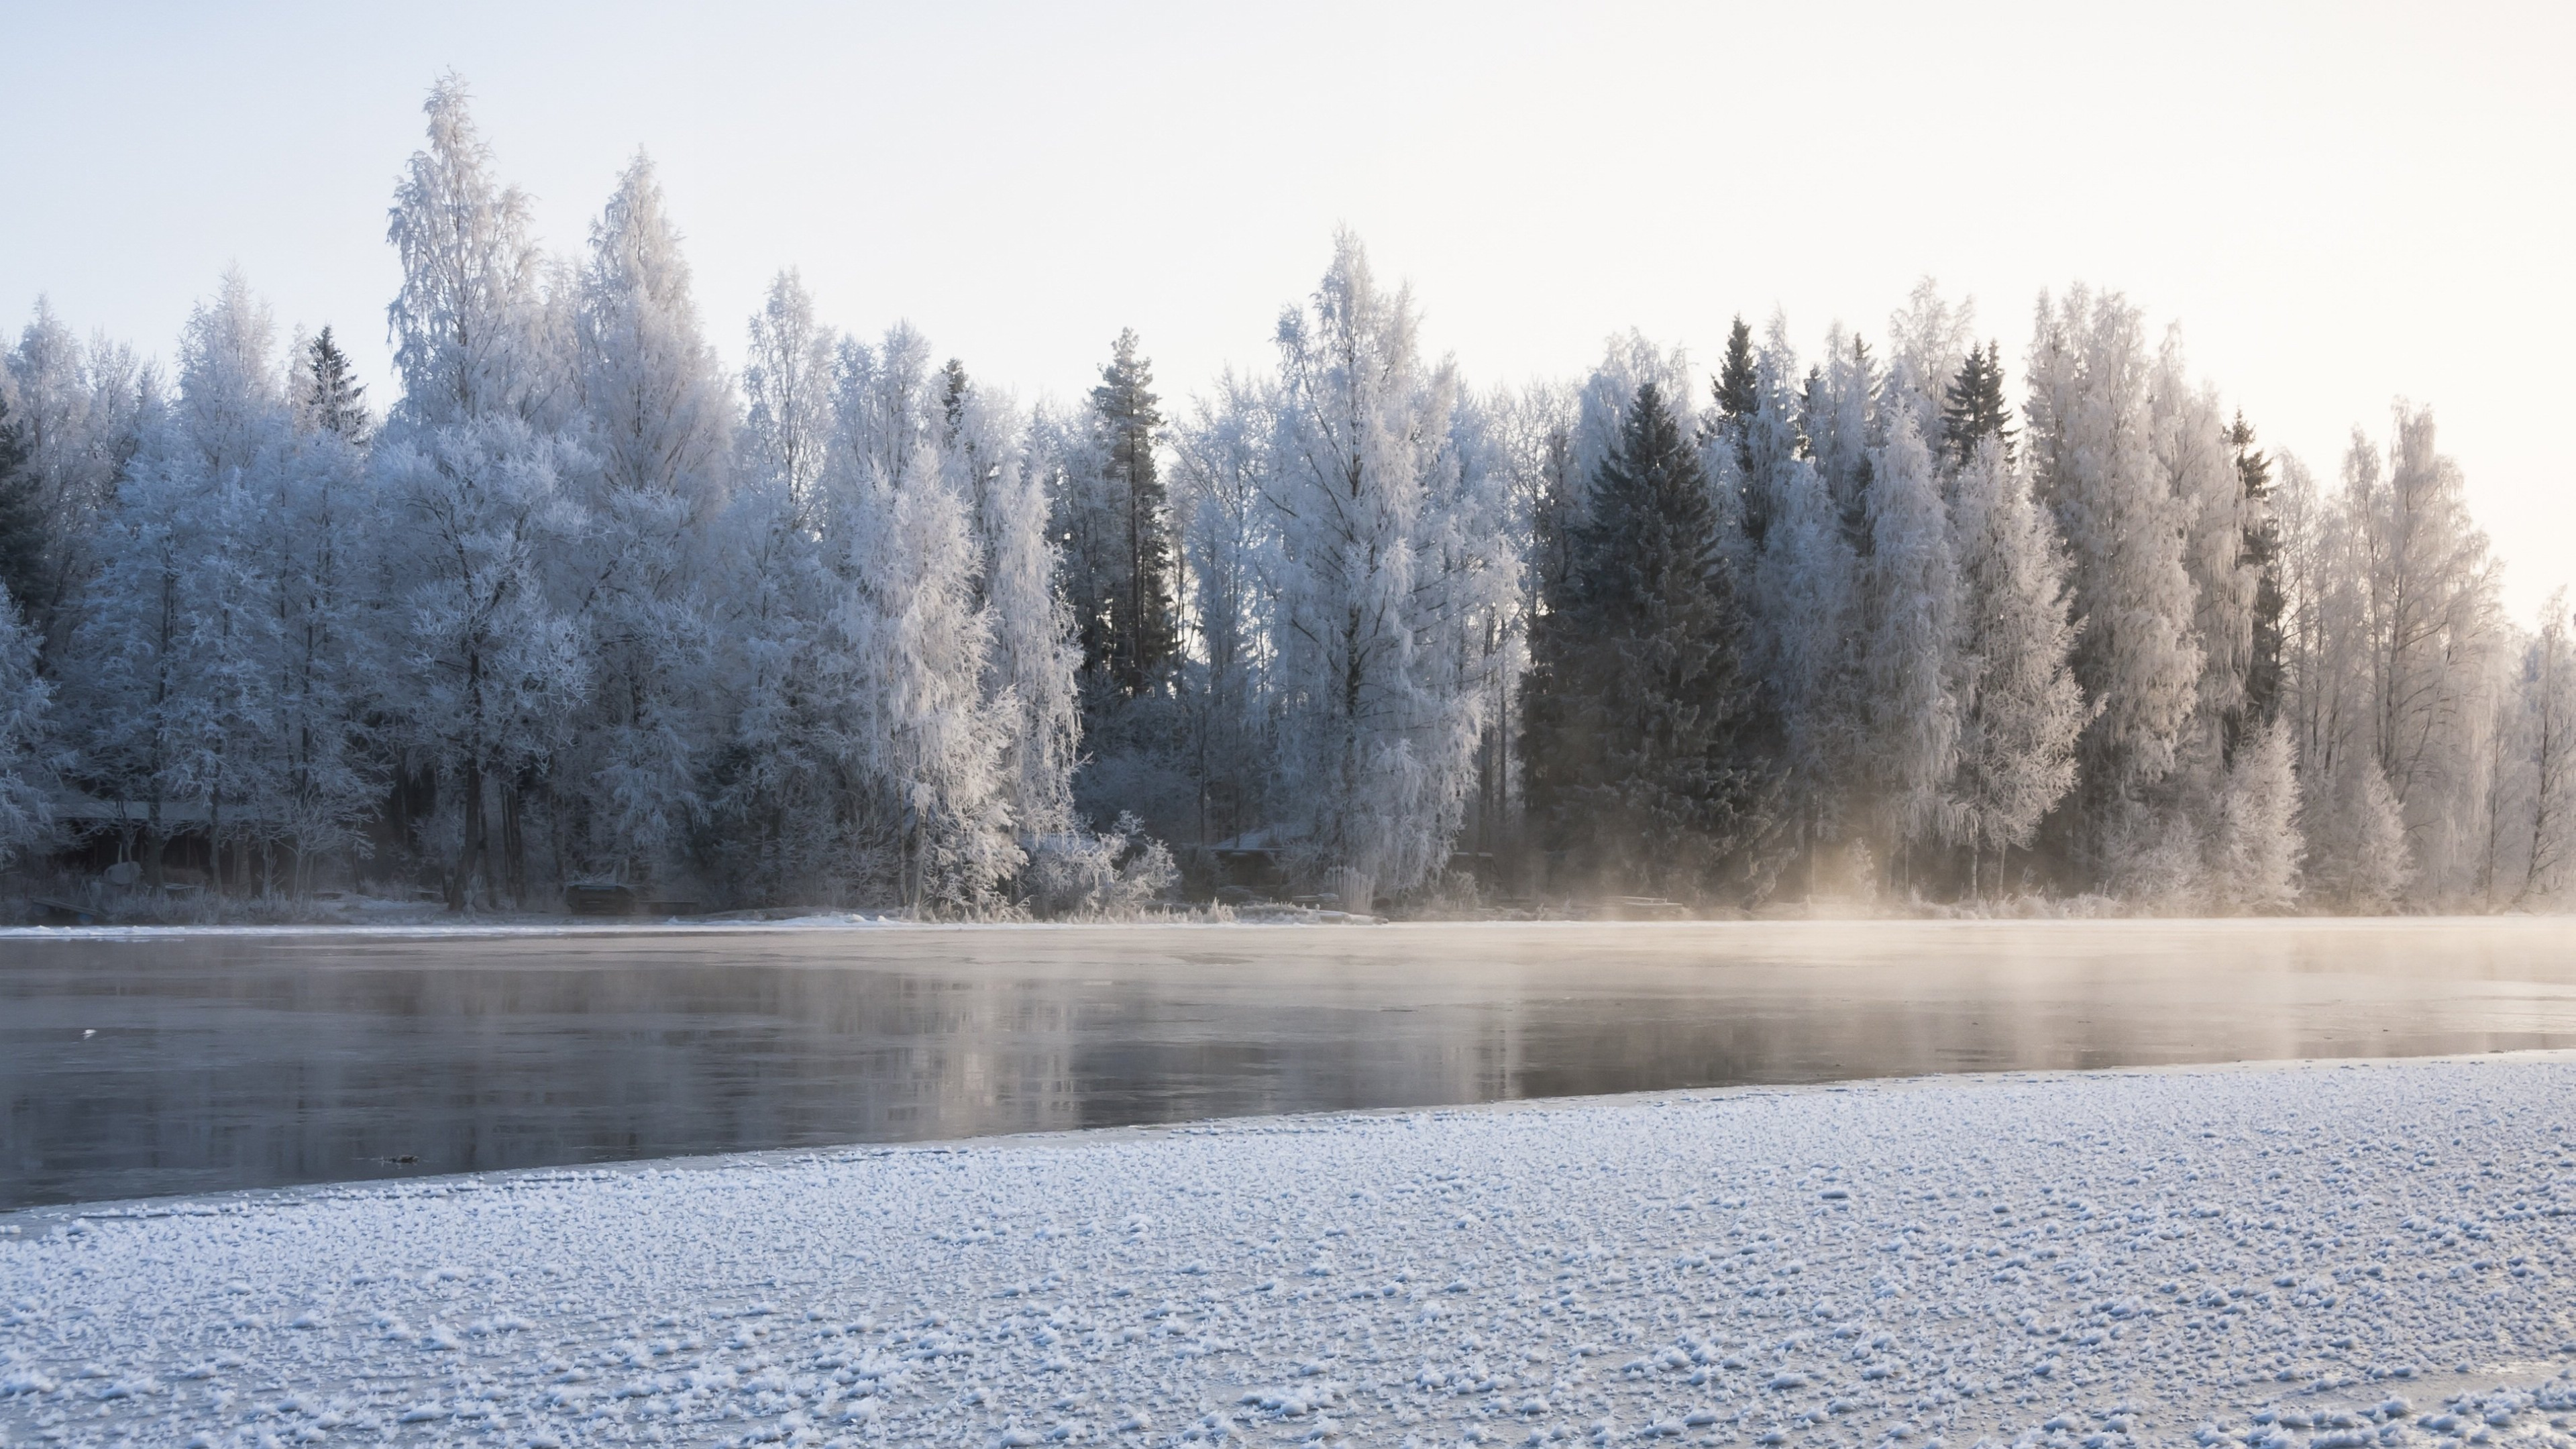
[0,908,1365,941]
[8,1058,2576,1449]
[0,913,922,942]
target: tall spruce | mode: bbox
[1710,315,1763,539]
[302,327,370,441]
[0,394,46,627]
[1524,381,1765,899]
[1715,317,1760,424]
[1940,341,2012,468]
[2231,411,2284,750]
[1085,329,1175,695]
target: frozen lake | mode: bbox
[3,916,2572,1210]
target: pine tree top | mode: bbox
[2229,411,2272,502]
[1940,341,2013,468]
[305,326,370,441]
[1091,327,1160,427]
[1713,317,1758,423]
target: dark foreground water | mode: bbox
[4,917,2573,1210]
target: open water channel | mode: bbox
[4,916,2573,1210]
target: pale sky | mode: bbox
[4,1,2570,616]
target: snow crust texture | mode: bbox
[8,1058,2576,1449]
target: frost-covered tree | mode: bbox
[2275,450,2379,884]
[3,302,151,655]
[2209,720,2300,911]
[806,326,1018,912]
[741,270,836,521]
[386,77,554,431]
[2024,286,2201,869]
[2517,593,2576,905]
[1523,380,1765,898]
[2305,745,2409,910]
[2347,405,2504,897]
[1166,374,1277,850]
[706,270,843,900]
[376,419,586,908]
[62,276,290,891]
[576,154,729,517]
[704,274,841,903]
[0,584,52,865]
[296,327,370,441]
[1569,333,1695,516]
[563,152,732,888]
[2153,336,2257,782]
[939,374,1081,849]
[62,415,193,885]
[1947,438,2086,895]
[982,431,1082,845]
[263,333,381,893]
[1262,231,1505,907]
[1803,325,1878,548]
[1859,408,1960,867]
[1734,319,1859,893]
[1883,279,1972,451]
[381,77,586,907]
[829,353,1020,902]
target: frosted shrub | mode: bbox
[1024,813,1177,920]
[2210,722,2302,912]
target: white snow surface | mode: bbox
[9,1057,2576,1449]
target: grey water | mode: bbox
[4,917,2573,1212]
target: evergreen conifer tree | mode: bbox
[0,394,46,625]
[2231,412,2285,749]
[0,582,49,865]
[1713,317,1758,429]
[1709,316,1762,537]
[1939,341,2012,468]
[301,327,370,441]
[1086,329,1175,695]
[939,358,971,443]
[1524,381,1766,899]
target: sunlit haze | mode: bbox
[3,0,2570,613]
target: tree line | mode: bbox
[0,78,2567,915]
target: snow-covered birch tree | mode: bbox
[1167,374,1278,851]
[565,151,732,889]
[2023,287,2202,868]
[1261,231,1503,907]
[1946,437,2086,896]
[380,76,587,908]
[1860,408,1960,871]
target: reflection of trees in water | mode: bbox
[9,919,2576,1208]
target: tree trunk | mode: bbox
[451,759,484,912]
[502,782,526,909]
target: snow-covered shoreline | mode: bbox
[0,912,2558,944]
[11,1057,2576,1449]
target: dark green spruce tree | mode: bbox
[938,357,971,441]
[303,327,370,441]
[1713,315,1759,430]
[0,392,46,627]
[1940,340,2013,468]
[1524,381,1768,901]
[2230,411,2286,756]
[1085,329,1177,696]
[1707,315,1764,539]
